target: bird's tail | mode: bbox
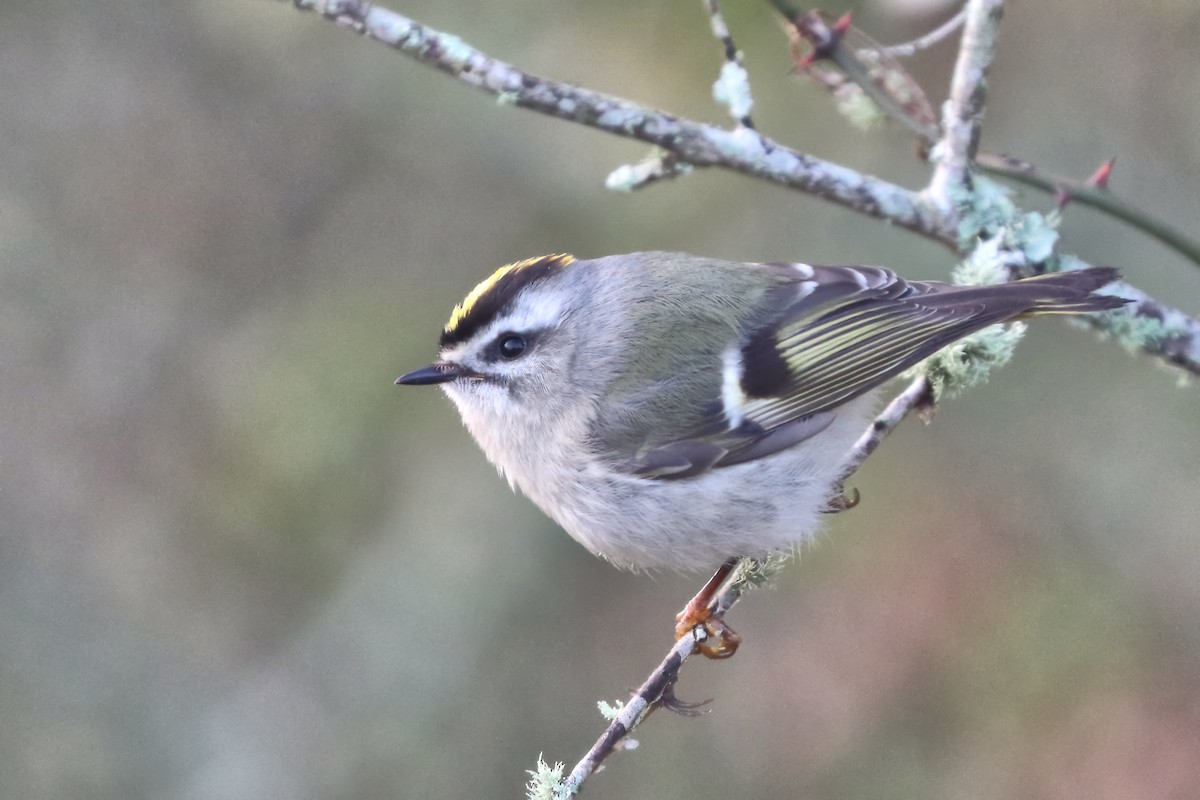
[1014,267,1128,316]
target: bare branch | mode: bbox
[290,0,947,241]
[927,0,1005,210]
[882,7,968,58]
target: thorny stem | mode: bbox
[772,2,940,144]
[977,153,1200,270]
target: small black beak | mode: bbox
[395,362,464,386]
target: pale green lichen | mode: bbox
[712,61,753,122]
[1055,253,1090,273]
[1016,210,1060,263]
[909,322,1027,400]
[596,107,645,133]
[525,755,568,800]
[731,554,790,591]
[952,175,1017,249]
[1091,305,1169,353]
[834,85,885,132]
[704,125,767,162]
[604,155,692,192]
[596,699,624,721]
[951,235,1011,286]
[952,177,1064,269]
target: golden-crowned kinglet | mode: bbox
[397,252,1123,572]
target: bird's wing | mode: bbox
[621,264,1058,480]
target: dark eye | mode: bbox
[497,333,527,359]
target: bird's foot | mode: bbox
[675,557,742,659]
[675,606,742,659]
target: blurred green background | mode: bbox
[2,0,1198,798]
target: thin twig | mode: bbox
[927,0,1005,210]
[605,0,755,192]
[781,6,1200,272]
[881,7,968,57]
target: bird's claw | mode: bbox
[659,678,712,716]
[675,603,742,659]
[822,485,860,514]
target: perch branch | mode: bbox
[557,377,934,796]
[559,633,700,796]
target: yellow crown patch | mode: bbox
[440,254,575,347]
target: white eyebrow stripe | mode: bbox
[440,285,569,361]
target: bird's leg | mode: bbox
[675,557,742,659]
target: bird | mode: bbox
[396,251,1126,655]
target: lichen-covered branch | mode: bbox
[926,0,1005,209]
[287,0,1196,376]
[290,0,946,241]
[1088,279,1200,377]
